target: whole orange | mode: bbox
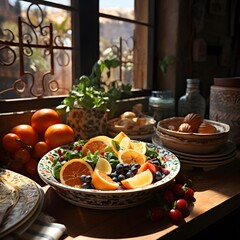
[44,123,74,149]
[31,108,62,134]
[10,124,38,147]
[34,141,51,159]
[14,147,31,165]
[2,133,23,153]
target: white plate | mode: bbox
[0,169,41,238]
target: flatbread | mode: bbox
[0,178,20,225]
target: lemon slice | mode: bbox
[95,157,112,175]
[118,149,147,165]
[130,141,147,155]
[121,169,153,189]
[119,136,132,150]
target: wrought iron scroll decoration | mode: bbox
[0,3,71,98]
[111,36,134,85]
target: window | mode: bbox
[99,0,154,89]
[0,0,154,113]
[0,0,73,99]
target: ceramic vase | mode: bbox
[67,107,108,140]
[209,85,240,145]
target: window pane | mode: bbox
[99,20,148,90]
[100,0,149,22]
[0,0,72,99]
[100,17,133,85]
[42,0,71,6]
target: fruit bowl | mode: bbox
[37,142,180,209]
[156,117,230,154]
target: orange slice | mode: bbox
[95,157,112,175]
[130,141,147,155]
[59,158,93,187]
[121,169,153,189]
[82,136,112,156]
[91,169,119,190]
[118,149,147,165]
[113,131,129,143]
[137,162,157,175]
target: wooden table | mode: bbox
[39,151,240,240]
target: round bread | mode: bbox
[120,111,136,119]
[178,123,193,133]
[183,113,203,132]
[198,122,217,134]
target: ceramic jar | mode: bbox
[209,85,240,145]
[67,107,108,140]
[148,90,175,122]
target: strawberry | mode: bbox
[162,189,175,206]
[184,186,196,202]
[171,183,196,202]
[171,183,185,198]
[147,207,164,222]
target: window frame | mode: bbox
[0,0,155,113]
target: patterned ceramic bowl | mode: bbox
[37,142,180,210]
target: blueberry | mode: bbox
[80,175,86,181]
[81,182,89,189]
[118,174,125,181]
[85,175,92,183]
[116,163,124,173]
[123,164,130,172]
[126,171,134,178]
[153,160,161,166]
[112,177,118,182]
[133,163,141,169]
[110,171,118,178]
[154,171,162,181]
[131,167,138,175]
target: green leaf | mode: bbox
[111,139,120,151]
[56,56,132,115]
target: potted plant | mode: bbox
[56,56,132,140]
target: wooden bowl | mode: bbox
[156,117,230,154]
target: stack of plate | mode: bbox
[0,168,44,238]
[152,134,237,171]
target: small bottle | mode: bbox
[148,90,175,122]
[178,79,206,118]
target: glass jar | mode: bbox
[148,90,175,122]
[177,78,206,118]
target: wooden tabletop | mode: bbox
[39,150,240,240]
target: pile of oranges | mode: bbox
[1,108,74,175]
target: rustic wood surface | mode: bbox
[39,151,240,240]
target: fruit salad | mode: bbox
[51,131,171,191]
